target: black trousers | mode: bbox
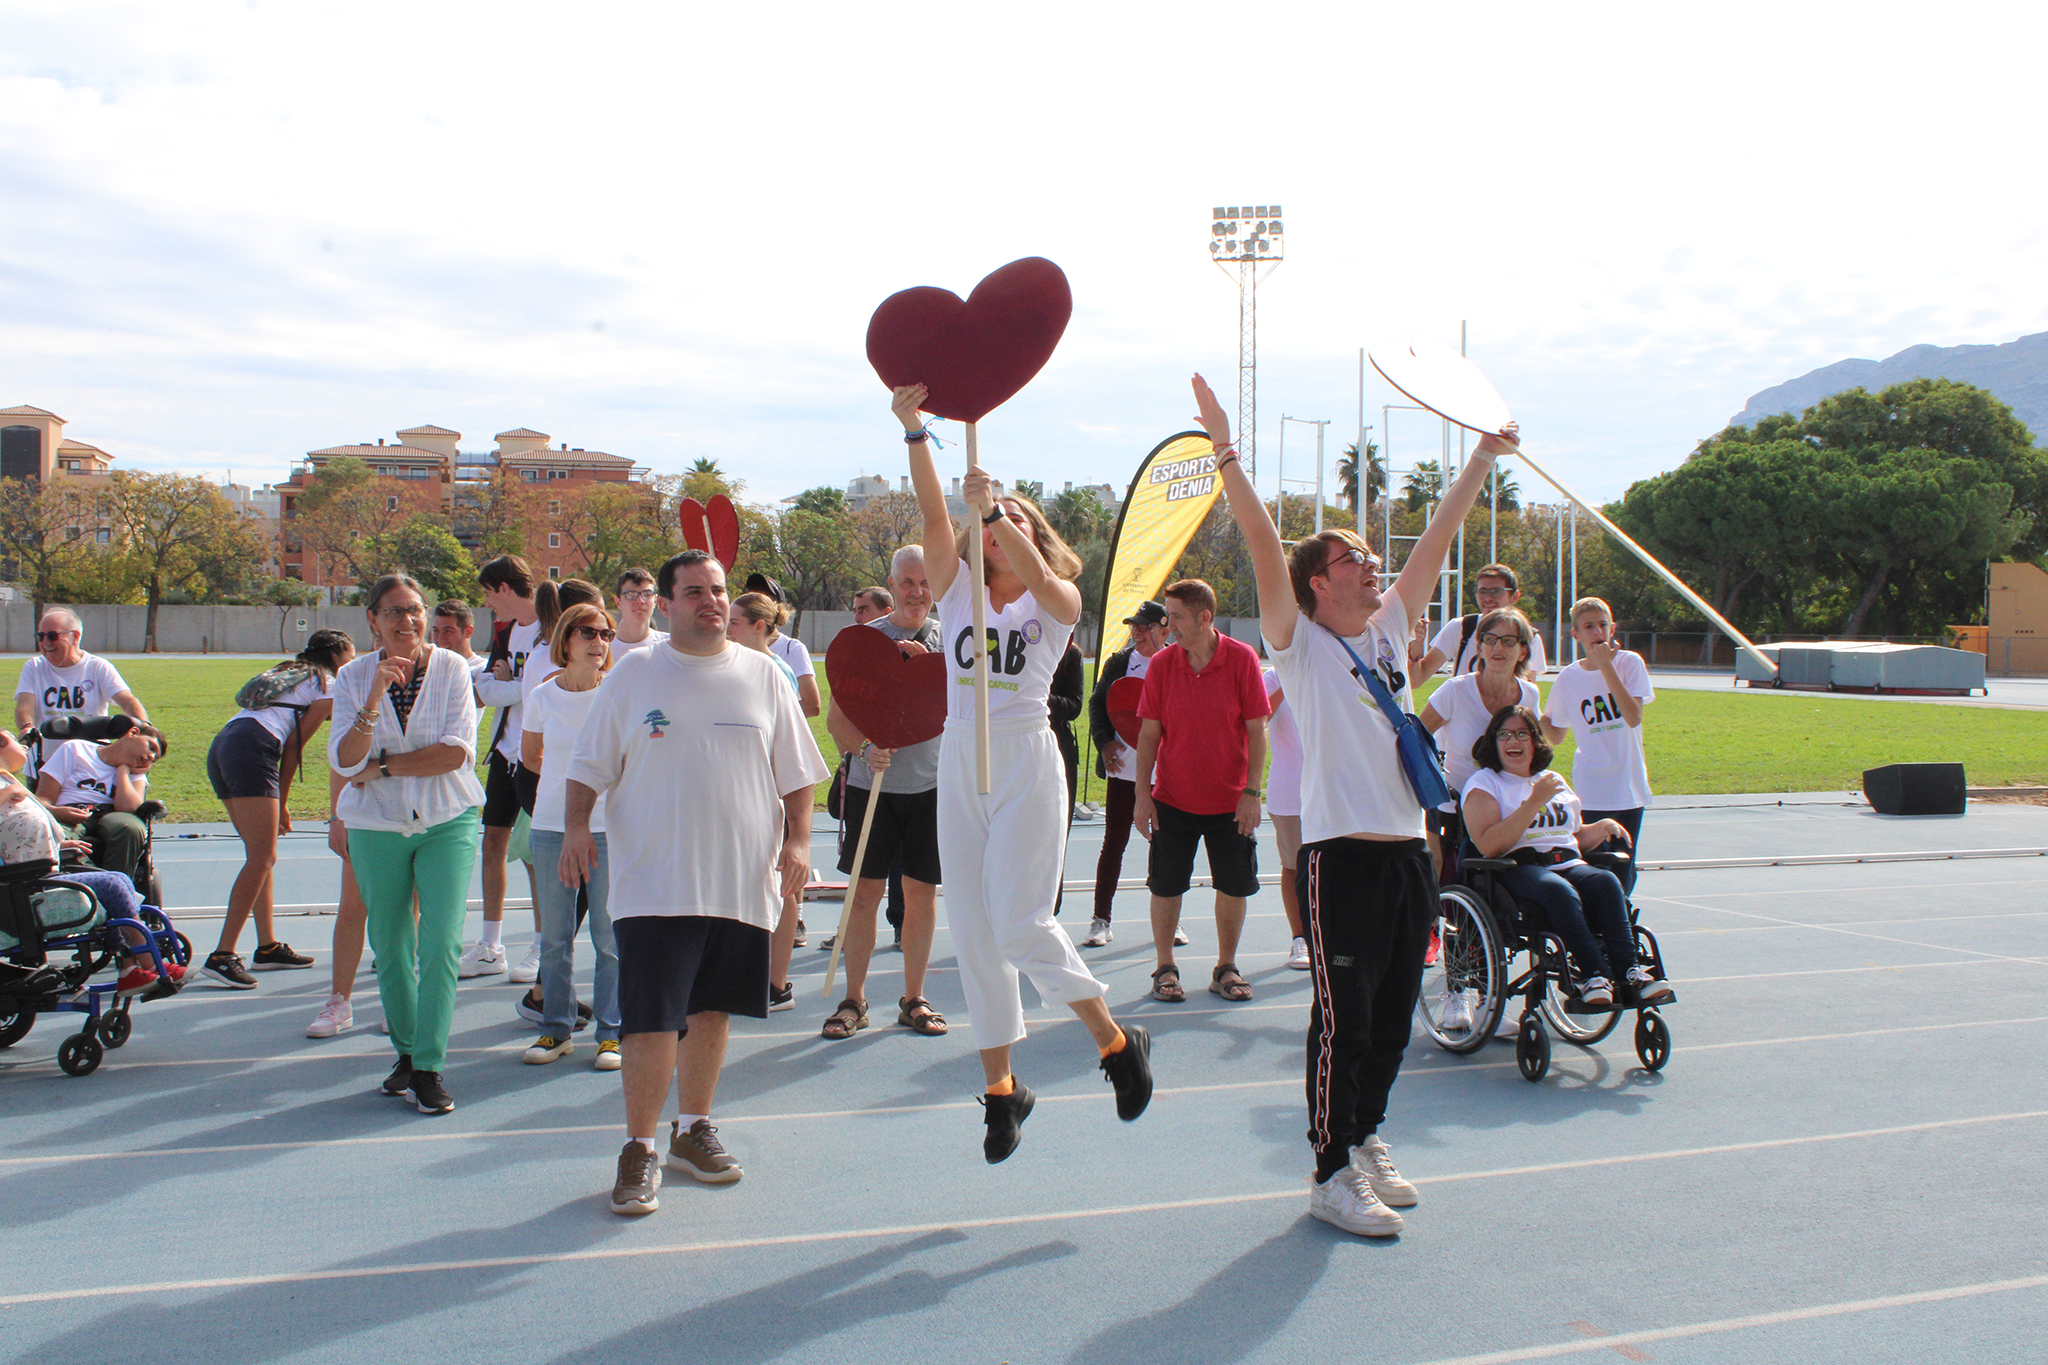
[1581,806,1645,896]
[1092,777,1137,921]
[1299,837,1436,1180]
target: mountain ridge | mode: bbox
[1729,330,2048,442]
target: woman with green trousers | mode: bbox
[329,573,487,1115]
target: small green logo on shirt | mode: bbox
[644,709,670,738]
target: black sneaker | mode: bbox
[407,1070,455,1115]
[381,1054,414,1097]
[203,951,257,990]
[768,981,794,1012]
[980,1082,1036,1164]
[1100,1024,1154,1121]
[252,941,314,970]
[516,991,594,1030]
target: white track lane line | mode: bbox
[5,1016,2045,1167]
[1408,1274,2048,1365]
[1649,893,2048,966]
[4,1109,2043,1308]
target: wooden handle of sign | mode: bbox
[701,514,716,561]
[821,763,884,999]
[966,421,991,794]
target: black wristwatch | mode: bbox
[981,507,1004,525]
[377,749,391,779]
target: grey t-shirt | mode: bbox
[845,614,942,794]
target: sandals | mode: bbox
[821,998,868,1040]
[1150,964,1185,1003]
[897,996,948,1035]
[1209,963,1253,1002]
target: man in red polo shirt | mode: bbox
[1133,578,1270,1004]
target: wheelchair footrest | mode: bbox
[1562,997,1624,1016]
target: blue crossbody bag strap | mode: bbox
[1323,625,1456,809]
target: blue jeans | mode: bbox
[1496,860,1635,985]
[528,829,620,1042]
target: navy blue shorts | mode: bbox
[206,718,284,801]
[613,915,772,1035]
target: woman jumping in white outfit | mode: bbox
[894,383,1154,1163]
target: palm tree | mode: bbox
[683,457,743,501]
[1487,465,1521,512]
[1338,441,1383,515]
[1047,487,1110,545]
[1402,460,1444,511]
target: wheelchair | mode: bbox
[0,857,191,1076]
[1417,844,1675,1082]
[25,713,168,910]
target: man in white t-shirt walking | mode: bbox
[14,610,148,776]
[564,550,828,1216]
[1413,564,1549,677]
[1203,372,1514,1239]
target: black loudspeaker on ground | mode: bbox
[1863,763,1967,816]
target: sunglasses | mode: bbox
[35,631,72,643]
[572,626,616,642]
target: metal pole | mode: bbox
[1555,505,1564,665]
[1276,417,1286,538]
[1314,420,1325,534]
[1357,349,1367,525]
[1569,504,1579,664]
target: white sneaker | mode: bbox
[1308,1168,1404,1237]
[523,1035,572,1065]
[1627,966,1674,1002]
[1081,917,1114,947]
[1351,1136,1418,1207]
[508,941,541,984]
[1438,989,1473,1033]
[457,942,507,979]
[1288,937,1311,971]
[305,993,353,1039]
[1172,926,1190,947]
[1579,976,1614,1008]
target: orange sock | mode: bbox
[1099,1028,1127,1059]
[986,1074,1015,1097]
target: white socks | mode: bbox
[481,921,503,951]
[631,1135,658,1152]
[677,1112,707,1132]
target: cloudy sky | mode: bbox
[5,0,2044,514]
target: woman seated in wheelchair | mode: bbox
[1460,705,1673,1008]
[32,723,164,890]
[0,729,178,995]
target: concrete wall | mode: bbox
[2,604,395,655]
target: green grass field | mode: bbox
[10,657,2041,822]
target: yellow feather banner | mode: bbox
[1095,432,1225,663]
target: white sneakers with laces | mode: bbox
[457,941,507,979]
[305,993,353,1038]
[1309,1167,1404,1237]
[1287,937,1311,970]
[1579,976,1615,1008]
[508,940,541,984]
[1627,966,1674,1003]
[1351,1136,1418,1207]
[1080,918,1114,947]
[1438,989,1475,1034]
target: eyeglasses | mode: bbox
[1474,585,1511,599]
[1326,547,1387,579]
[1496,728,1534,744]
[34,631,71,643]
[621,590,657,603]
[376,606,426,621]
[572,626,617,642]
[1478,632,1524,648]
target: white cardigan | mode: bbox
[328,646,486,834]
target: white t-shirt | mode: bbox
[1262,666,1302,818]
[768,633,814,679]
[230,671,332,744]
[16,654,130,725]
[1461,767,1584,865]
[934,560,1077,729]
[1543,653,1655,809]
[1426,672,1543,804]
[523,677,607,833]
[1105,649,1155,783]
[565,642,829,927]
[0,785,61,865]
[609,630,668,666]
[1429,615,1547,675]
[483,620,544,765]
[39,739,144,808]
[1264,587,1426,845]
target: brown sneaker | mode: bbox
[667,1118,743,1184]
[610,1141,661,1215]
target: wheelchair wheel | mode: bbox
[1515,1014,1551,1082]
[0,1008,32,1049]
[1540,976,1622,1047]
[1417,885,1504,1055]
[58,1031,103,1077]
[1634,1011,1671,1071]
[99,1009,131,1049]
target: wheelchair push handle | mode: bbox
[38,714,137,744]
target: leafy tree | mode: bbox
[0,477,98,617]
[542,482,670,589]
[790,485,846,517]
[379,516,475,602]
[1487,465,1521,513]
[854,492,924,575]
[451,467,536,562]
[1402,460,1443,511]
[683,457,744,503]
[103,471,257,651]
[774,507,867,627]
[1046,487,1110,546]
[295,457,441,585]
[1338,441,1383,515]
[1013,480,1045,506]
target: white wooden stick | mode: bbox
[966,421,991,794]
[822,763,884,1000]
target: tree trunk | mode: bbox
[1841,560,1891,637]
[145,577,162,653]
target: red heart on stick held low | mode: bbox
[865,257,1073,423]
[826,625,947,752]
[1107,676,1145,747]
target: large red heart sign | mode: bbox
[865,257,1072,424]
[678,495,740,570]
[825,624,947,752]
[1107,676,1145,746]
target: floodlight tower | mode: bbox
[1209,206,1283,478]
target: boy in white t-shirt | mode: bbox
[1204,370,1516,1240]
[1540,597,1654,895]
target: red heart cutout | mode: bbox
[678,496,741,570]
[865,257,1072,423]
[677,497,710,553]
[825,624,947,751]
[1107,676,1145,746]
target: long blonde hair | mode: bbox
[953,494,1083,584]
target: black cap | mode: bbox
[1123,600,1166,626]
